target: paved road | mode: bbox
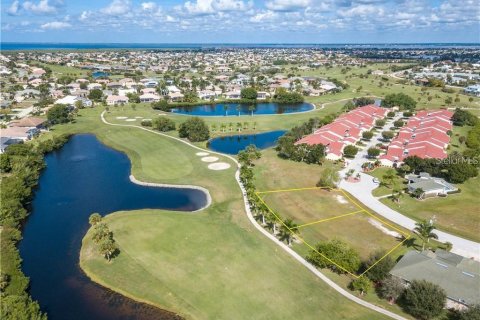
[339,113,480,260]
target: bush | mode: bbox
[362,131,374,140]
[273,88,304,104]
[350,276,372,295]
[151,99,171,111]
[375,119,386,127]
[382,131,395,140]
[140,119,152,127]
[401,280,446,320]
[363,251,395,282]
[178,117,210,142]
[393,120,404,128]
[378,276,405,303]
[307,239,361,274]
[367,147,381,158]
[152,117,176,132]
[353,97,375,107]
[316,167,340,188]
[343,145,358,158]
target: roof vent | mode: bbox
[435,262,448,268]
[462,271,475,278]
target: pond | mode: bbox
[208,130,286,154]
[171,102,313,116]
[19,134,208,320]
[92,71,109,78]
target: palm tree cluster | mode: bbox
[414,220,438,250]
[238,147,300,247]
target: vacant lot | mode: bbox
[259,188,406,273]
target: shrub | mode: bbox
[378,276,405,303]
[307,239,361,274]
[367,147,381,158]
[382,93,417,111]
[401,280,446,320]
[350,276,372,295]
[363,251,395,282]
[343,145,359,158]
[382,131,395,140]
[140,119,152,127]
[393,120,404,128]
[178,117,210,142]
[152,117,175,132]
[362,131,374,140]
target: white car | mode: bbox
[373,178,380,184]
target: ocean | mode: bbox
[1,42,479,51]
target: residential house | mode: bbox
[406,172,458,198]
[106,95,129,106]
[390,250,480,309]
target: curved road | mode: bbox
[100,111,406,320]
[339,112,480,261]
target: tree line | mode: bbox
[1,134,70,320]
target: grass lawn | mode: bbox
[43,107,389,319]
[368,167,406,197]
[449,125,472,154]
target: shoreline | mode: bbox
[128,175,212,213]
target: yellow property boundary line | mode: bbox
[255,187,411,278]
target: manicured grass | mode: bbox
[50,107,388,319]
[368,167,406,197]
[449,125,471,154]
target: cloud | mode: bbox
[22,0,63,15]
[266,0,311,11]
[183,0,251,15]
[101,0,131,15]
[40,21,71,29]
[7,0,21,15]
[141,2,157,11]
[250,10,278,22]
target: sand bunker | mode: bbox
[368,218,402,238]
[135,116,143,119]
[116,116,128,119]
[125,119,137,122]
[208,162,231,170]
[196,152,210,156]
[201,156,219,162]
[335,195,348,204]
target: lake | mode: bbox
[171,102,313,116]
[19,134,208,320]
[92,71,109,78]
[208,130,286,154]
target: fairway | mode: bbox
[64,108,388,319]
[257,187,409,276]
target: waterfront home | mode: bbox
[1,126,39,141]
[106,95,129,106]
[390,250,480,309]
[55,95,92,108]
[225,90,241,99]
[406,172,458,197]
[0,137,23,153]
[257,91,270,100]
[198,90,217,100]
[87,83,103,90]
[168,92,184,102]
[9,117,47,129]
[139,93,161,103]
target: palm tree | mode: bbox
[253,121,257,130]
[248,104,255,116]
[220,123,226,132]
[211,123,217,132]
[228,122,233,132]
[243,122,249,130]
[236,122,242,132]
[414,220,438,250]
[280,218,299,246]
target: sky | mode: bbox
[1,0,479,43]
